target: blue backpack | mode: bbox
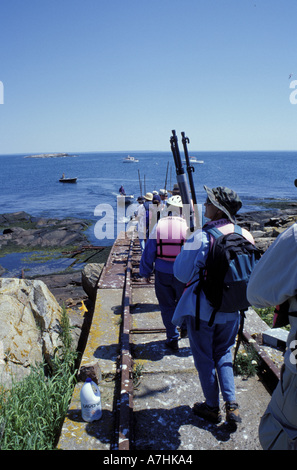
[195,225,261,329]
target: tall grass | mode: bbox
[0,305,78,450]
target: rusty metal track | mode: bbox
[117,236,134,450]
[114,232,160,449]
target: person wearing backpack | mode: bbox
[140,195,188,351]
[172,186,255,425]
[247,223,297,450]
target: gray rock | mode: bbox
[237,207,297,252]
[0,278,63,387]
[0,215,89,248]
[82,263,104,300]
[0,211,32,226]
[78,360,102,384]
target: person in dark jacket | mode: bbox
[140,195,187,350]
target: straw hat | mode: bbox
[144,192,153,201]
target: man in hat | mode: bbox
[172,186,254,425]
[171,184,180,196]
[140,195,188,351]
[159,189,168,207]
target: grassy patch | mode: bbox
[0,305,78,450]
[234,342,259,378]
[254,306,275,327]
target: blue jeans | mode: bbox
[139,238,146,253]
[154,270,185,341]
[186,315,240,408]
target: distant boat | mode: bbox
[183,156,204,164]
[123,155,139,163]
[59,177,77,183]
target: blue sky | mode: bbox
[0,0,297,154]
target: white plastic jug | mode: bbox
[80,377,102,422]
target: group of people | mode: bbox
[134,183,297,449]
[134,188,169,252]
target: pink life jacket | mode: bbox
[156,216,187,261]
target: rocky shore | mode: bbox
[0,212,111,387]
[0,210,111,310]
[0,211,90,249]
[236,203,297,252]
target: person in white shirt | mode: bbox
[136,192,153,252]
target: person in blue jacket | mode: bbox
[172,186,254,425]
[139,195,187,351]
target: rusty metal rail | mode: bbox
[117,236,133,450]
[114,232,162,450]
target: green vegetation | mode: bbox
[254,306,275,327]
[133,362,144,389]
[234,304,292,377]
[234,306,275,378]
[0,244,79,259]
[0,305,78,450]
[254,305,290,331]
[233,343,259,378]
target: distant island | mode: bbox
[24,153,76,159]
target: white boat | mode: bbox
[190,156,204,164]
[123,155,139,163]
[183,156,204,164]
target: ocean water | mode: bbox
[0,150,297,247]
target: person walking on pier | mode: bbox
[136,192,153,253]
[247,223,297,450]
[159,189,168,211]
[172,186,254,425]
[139,195,187,351]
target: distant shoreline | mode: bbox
[24,153,77,159]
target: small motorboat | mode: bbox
[183,156,204,164]
[59,177,77,183]
[123,155,139,163]
[190,156,203,163]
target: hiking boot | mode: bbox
[192,402,222,424]
[180,328,188,338]
[165,339,179,351]
[225,402,242,424]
